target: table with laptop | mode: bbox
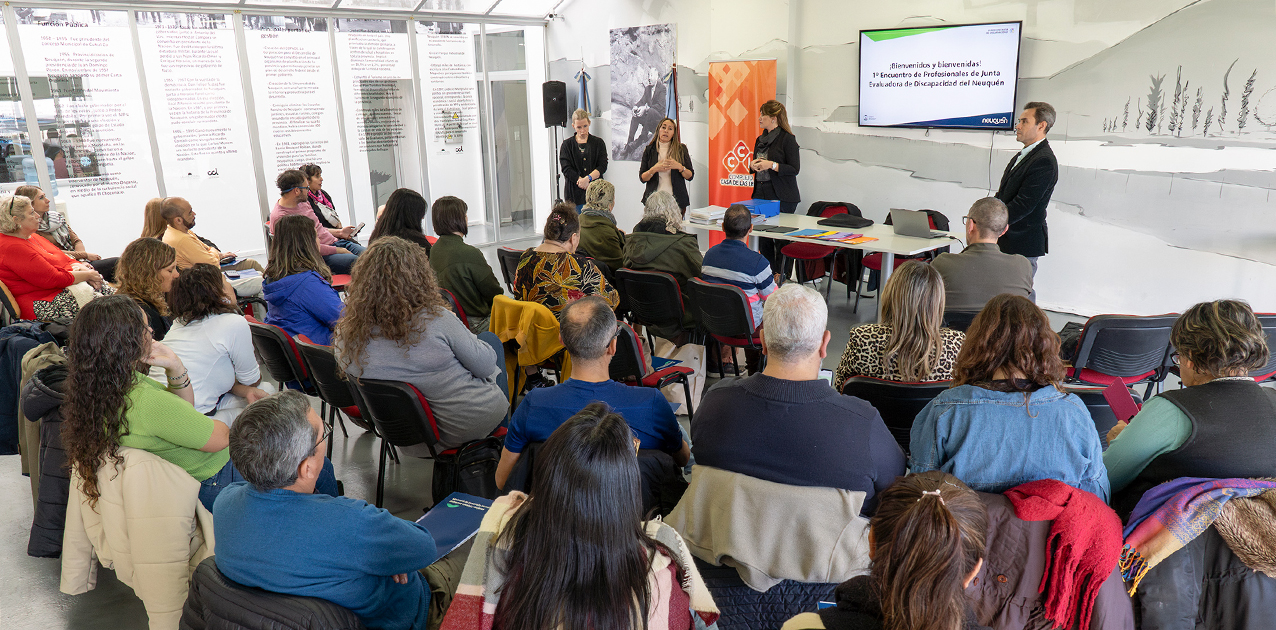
[685,206,962,289]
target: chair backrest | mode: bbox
[294,337,356,409]
[942,309,980,333]
[502,440,545,493]
[687,278,755,339]
[841,377,951,454]
[804,201,862,218]
[439,288,469,329]
[348,377,440,451]
[246,317,312,391]
[1251,314,1276,381]
[616,268,686,332]
[0,278,18,325]
[1071,314,1178,382]
[496,247,525,293]
[609,322,647,383]
[183,557,366,630]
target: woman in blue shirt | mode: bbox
[910,294,1109,501]
[263,214,343,345]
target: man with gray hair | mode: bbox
[691,283,904,513]
[995,100,1058,273]
[213,390,438,630]
[494,296,690,488]
[931,196,1035,312]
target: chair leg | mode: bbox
[711,337,725,379]
[852,268,865,314]
[376,439,387,508]
[326,406,335,460]
[730,346,741,376]
[681,378,695,422]
[334,409,349,438]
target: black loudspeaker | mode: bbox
[543,81,568,128]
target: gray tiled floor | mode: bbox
[0,275,1091,629]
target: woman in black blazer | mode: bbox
[639,118,694,214]
[750,99,801,278]
[558,109,609,208]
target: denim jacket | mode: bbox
[909,384,1110,502]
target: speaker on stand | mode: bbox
[543,81,568,203]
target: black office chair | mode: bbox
[245,317,326,420]
[687,278,764,378]
[496,247,525,293]
[181,557,366,630]
[942,309,981,333]
[616,268,695,348]
[609,322,696,420]
[439,288,469,330]
[841,377,952,455]
[295,338,373,458]
[1066,314,1178,398]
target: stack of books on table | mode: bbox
[688,206,726,225]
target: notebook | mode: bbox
[416,492,493,562]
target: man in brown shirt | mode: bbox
[931,197,1034,312]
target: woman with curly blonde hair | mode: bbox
[335,236,508,450]
[115,237,179,340]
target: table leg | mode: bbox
[878,252,895,318]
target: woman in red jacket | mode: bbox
[0,194,110,320]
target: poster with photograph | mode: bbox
[609,23,675,161]
[136,12,265,254]
[244,15,351,225]
[14,8,159,256]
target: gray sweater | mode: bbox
[340,309,506,450]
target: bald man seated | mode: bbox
[931,197,1035,311]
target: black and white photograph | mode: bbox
[609,23,675,161]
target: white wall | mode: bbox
[546,0,1276,316]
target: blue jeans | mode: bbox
[323,252,359,274]
[477,331,511,423]
[199,457,339,512]
[334,239,366,255]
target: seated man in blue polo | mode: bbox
[213,391,437,630]
[494,295,690,489]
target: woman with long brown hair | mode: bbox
[639,117,694,213]
[750,99,801,280]
[263,214,342,344]
[335,236,507,450]
[835,261,964,385]
[909,294,1109,501]
[115,237,179,340]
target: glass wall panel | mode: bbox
[416,0,494,13]
[0,12,30,195]
[335,18,422,226]
[14,9,160,256]
[415,20,488,240]
[488,0,559,18]
[136,12,265,253]
[481,24,547,241]
[337,0,419,10]
[244,15,352,226]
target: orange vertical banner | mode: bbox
[707,60,777,246]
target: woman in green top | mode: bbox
[62,295,337,512]
[429,195,504,335]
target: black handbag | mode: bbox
[431,435,503,503]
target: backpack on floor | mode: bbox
[431,436,503,503]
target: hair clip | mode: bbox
[918,489,945,505]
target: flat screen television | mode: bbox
[858,21,1022,130]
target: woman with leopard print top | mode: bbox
[834,261,964,386]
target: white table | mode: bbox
[686,206,962,288]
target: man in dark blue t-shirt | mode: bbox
[495,296,690,489]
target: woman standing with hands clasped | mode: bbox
[558,109,608,210]
[751,99,801,282]
[639,117,694,215]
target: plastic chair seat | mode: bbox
[341,405,361,418]
[711,332,762,348]
[780,241,837,260]
[1068,367,1158,386]
[330,274,351,291]
[641,365,695,388]
[860,252,908,271]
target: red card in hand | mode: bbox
[1103,380,1142,421]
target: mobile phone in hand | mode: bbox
[351,222,367,237]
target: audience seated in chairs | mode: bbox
[692,283,905,514]
[21,184,118,282]
[269,169,359,274]
[494,296,688,489]
[701,203,776,372]
[1106,299,1276,515]
[149,195,266,286]
[370,187,433,254]
[833,260,964,385]
[59,295,338,514]
[213,390,435,630]
[577,179,625,274]
[622,190,702,340]
[781,471,1134,630]
[428,195,504,335]
[910,294,1110,501]
[932,197,1035,311]
[442,403,719,630]
[513,203,618,316]
[263,214,344,345]
[162,263,272,426]
[299,163,366,255]
[115,237,178,340]
[0,194,113,321]
[335,236,508,454]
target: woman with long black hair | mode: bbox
[441,402,719,630]
[369,188,432,254]
[750,99,801,281]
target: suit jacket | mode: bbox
[751,129,801,203]
[995,138,1058,258]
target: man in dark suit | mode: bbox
[995,101,1058,274]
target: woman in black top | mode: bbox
[369,188,431,254]
[558,108,608,209]
[639,117,694,214]
[750,99,801,278]
[299,163,365,255]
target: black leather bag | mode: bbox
[817,213,874,229]
[431,436,503,503]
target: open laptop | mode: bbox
[890,208,948,239]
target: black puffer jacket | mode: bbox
[22,363,69,558]
[180,557,366,630]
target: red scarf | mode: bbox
[1004,480,1122,630]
